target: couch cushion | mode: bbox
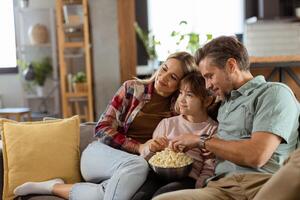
[0,116,82,200]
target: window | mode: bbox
[148,0,245,60]
[0,0,17,73]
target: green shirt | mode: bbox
[216,76,299,174]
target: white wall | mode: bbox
[0,74,24,107]
[89,0,121,118]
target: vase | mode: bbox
[36,86,44,97]
[28,24,49,45]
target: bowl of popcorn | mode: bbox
[148,148,193,180]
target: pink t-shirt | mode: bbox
[151,115,218,188]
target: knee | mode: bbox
[122,156,149,174]
[131,156,149,171]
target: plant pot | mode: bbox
[36,86,44,97]
[73,82,87,93]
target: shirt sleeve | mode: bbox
[95,81,140,154]
[252,84,299,144]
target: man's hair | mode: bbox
[194,36,250,71]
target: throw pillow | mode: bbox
[0,115,81,200]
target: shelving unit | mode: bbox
[56,0,94,122]
[15,7,60,119]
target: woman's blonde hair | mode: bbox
[136,51,197,84]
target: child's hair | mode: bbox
[176,71,220,121]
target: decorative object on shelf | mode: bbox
[171,21,212,54]
[31,57,53,87]
[28,23,49,45]
[72,71,87,92]
[63,4,83,26]
[134,22,161,69]
[19,0,29,8]
[19,57,53,86]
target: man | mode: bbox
[153,36,300,200]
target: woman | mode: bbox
[14,52,197,200]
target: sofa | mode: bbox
[0,122,97,200]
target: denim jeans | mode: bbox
[69,141,149,200]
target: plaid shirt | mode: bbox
[95,80,157,153]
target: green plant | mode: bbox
[18,57,53,86]
[171,21,212,54]
[134,22,160,60]
[72,71,86,83]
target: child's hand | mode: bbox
[148,137,169,153]
[170,134,199,152]
[139,137,168,155]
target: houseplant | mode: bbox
[171,21,212,54]
[72,71,87,92]
[19,57,53,96]
[134,22,160,68]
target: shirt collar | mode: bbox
[229,75,266,99]
[143,81,155,101]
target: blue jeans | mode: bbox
[69,141,149,200]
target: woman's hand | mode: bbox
[170,134,199,152]
[139,137,169,155]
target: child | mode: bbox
[139,71,218,197]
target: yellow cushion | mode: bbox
[0,116,81,200]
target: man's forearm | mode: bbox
[205,137,266,168]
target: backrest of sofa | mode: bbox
[79,122,97,153]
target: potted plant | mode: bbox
[171,21,212,54]
[72,71,87,92]
[134,22,161,68]
[19,57,53,96]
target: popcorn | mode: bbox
[149,148,193,168]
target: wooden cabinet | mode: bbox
[56,0,94,121]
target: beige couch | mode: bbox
[0,122,97,200]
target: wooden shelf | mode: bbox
[56,0,94,122]
[66,92,88,98]
[62,0,82,5]
[63,42,84,48]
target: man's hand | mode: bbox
[170,134,200,152]
[139,137,168,155]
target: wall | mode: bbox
[89,0,121,118]
[0,74,24,107]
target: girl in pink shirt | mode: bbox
[139,71,218,197]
